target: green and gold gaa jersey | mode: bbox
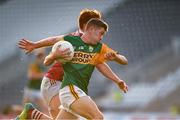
[61,35,115,94]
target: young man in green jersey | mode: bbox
[17,9,128,120]
[44,18,128,120]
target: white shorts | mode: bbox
[24,88,43,102]
[41,76,61,105]
[59,85,87,111]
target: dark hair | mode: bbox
[86,18,108,32]
[78,9,101,30]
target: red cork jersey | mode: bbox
[45,62,64,81]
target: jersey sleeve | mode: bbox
[97,43,117,64]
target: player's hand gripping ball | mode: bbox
[52,41,74,63]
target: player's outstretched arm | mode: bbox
[96,63,128,93]
[18,35,64,54]
[105,52,128,65]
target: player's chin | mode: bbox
[92,42,98,45]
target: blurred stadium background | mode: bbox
[0,0,180,119]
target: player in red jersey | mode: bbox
[17,9,128,120]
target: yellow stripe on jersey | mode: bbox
[69,85,79,100]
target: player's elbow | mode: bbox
[121,57,128,65]
[116,55,128,65]
[120,55,128,65]
[121,60,128,65]
[115,59,128,65]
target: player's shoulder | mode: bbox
[63,30,82,40]
[63,35,81,46]
[64,34,80,41]
[99,42,114,53]
[96,42,106,50]
[69,30,83,37]
[101,43,110,49]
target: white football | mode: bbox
[52,41,74,63]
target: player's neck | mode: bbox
[81,34,92,45]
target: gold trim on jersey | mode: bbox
[69,84,79,100]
